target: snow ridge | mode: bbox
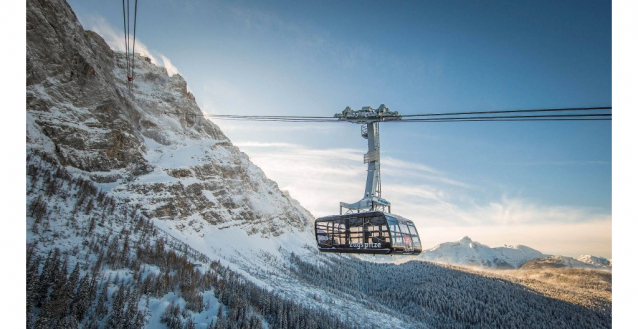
[419,236,545,269]
[520,255,611,269]
[576,255,611,268]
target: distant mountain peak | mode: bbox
[459,236,472,243]
[519,255,605,269]
[421,237,544,269]
[576,255,611,267]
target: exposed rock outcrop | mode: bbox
[27,0,313,239]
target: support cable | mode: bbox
[122,0,139,92]
[398,113,611,122]
[198,106,611,123]
[401,106,611,118]
[198,113,610,123]
[122,0,129,82]
[132,0,138,82]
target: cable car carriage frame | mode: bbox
[314,105,423,255]
[315,211,422,255]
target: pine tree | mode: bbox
[84,312,99,329]
[72,274,91,322]
[184,316,196,329]
[48,259,72,321]
[68,262,80,293]
[26,256,40,323]
[95,283,109,320]
[36,250,56,307]
[124,288,142,329]
[88,273,99,304]
[107,283,126,328]
[59,315,79,329]
[27,243,38,265]
[33,298,52,329]
[213,308,228,329]
[88,215,97,233]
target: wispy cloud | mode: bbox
[384,157,439,175]
[235,140,611,256]
[501,160,611,166]
[469,196,610,225]
[78,15,179,76]
[234,141,300,149]
[159,54,179,76]
[384,156,472,188]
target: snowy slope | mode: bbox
[27,0,317,260]
[576,255,612,268]
[103,51,321,270]
[520,255,610,269]
[419,236,545,269]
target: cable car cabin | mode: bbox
[315,211,422,255]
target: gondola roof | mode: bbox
[316,211,414,224]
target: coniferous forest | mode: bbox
[27,152,353,329]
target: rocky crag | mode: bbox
[27,0,312,241]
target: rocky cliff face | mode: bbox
[27,0,313,241]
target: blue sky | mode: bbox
[67,0,611,257]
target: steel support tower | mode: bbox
[335,104,401,214]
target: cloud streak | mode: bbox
[78,15,179,76]
[159,54,180,77]
[235,140,611,256]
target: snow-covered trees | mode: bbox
[27,154,353,329]
[287,252,611,328]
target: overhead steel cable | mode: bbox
[203,114,336,119]
[394,118,611,123]
[197,114,610,122]
[203,117,340,123]
[400,106,611,118]
[131,0,138,82]
[200,116,610,123]
[122,0,129,81]
[398,113,611,122]
[122,0,139,93]
[185,106,611,123]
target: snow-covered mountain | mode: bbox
[27,0,361,325]
[520,255,611,270]
[419,236,545,269]
[27,0,315,262]
[418,237,611,270]
[576,255,612,268]
[25,1,612,328]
